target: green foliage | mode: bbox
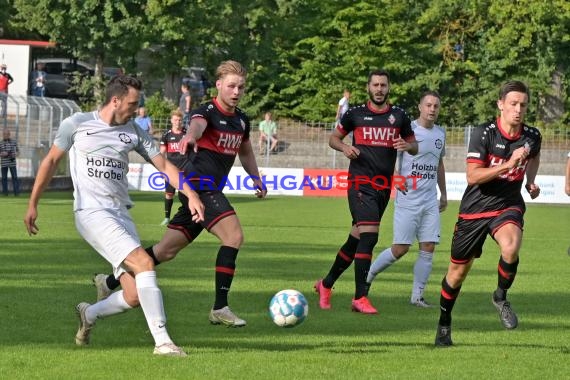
[144,91,176,120]
[8,0,570,127]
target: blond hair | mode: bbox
[216,60,247,80]
[171,109,183,118]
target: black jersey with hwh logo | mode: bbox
[160,127,187,168]
[338,102,414,186]
[459,119,542,217]
[181,98,250,187]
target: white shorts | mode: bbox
[392,202,440,245]
[75,208,141,278]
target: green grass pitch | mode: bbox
[1,192,569,379]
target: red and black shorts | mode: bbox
[168,190,236,242]
[450,208,524,264]
[347,184,391,227]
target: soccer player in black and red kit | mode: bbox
[159,110,186,226]
[95,61,266,327]
[435,81,542,346]
[315,69,418,314]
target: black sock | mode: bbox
[494,257,519,302]
[145,246,161,266]
[323,234,359,288]
[353,232,378,299]
[214,246,239,310]
[439,277,461,326]
[106,275,121,290]
[165,198,174,219]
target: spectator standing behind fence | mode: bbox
[0,64,14,118]
[134,106,153,136]
[31,63,47,97]
[0,129,20,196]
[179,83,191,127]
[258,111,278,154]
[335,89,351,125]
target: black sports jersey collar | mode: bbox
[366,101,391,115]
[213,97,236,117]
[496,118,522,141]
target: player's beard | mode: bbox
[369,90,389,107]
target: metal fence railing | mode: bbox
[6,97,569,178]
[3,94,81,177]
[148,118,569,175]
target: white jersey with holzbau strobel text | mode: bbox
[395,120,446,207]
[54,111,160,211]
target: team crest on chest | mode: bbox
[388,114,396,124]
[118,133,132,144]
[435,139,443,149]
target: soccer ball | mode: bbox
[269,289,309,328]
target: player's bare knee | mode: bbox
[392,245,409,258]
[122,290,140,307]
[222,232,243,248]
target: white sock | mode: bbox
[367,248,398,283]
[411,250,433,301]
[85,290,132,323]
[136,271,172,346]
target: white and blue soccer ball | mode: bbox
[269,289,309,327]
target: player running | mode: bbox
[314,69,418,314]
[24,75,204,356]
[367,90,447,308]
[94,60,266,327]
[435,80,541,346]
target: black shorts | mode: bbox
[168,190,236,241]
[165,183,176,195]
[347,185,391,227]
[450,208,524,264]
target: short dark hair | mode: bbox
[367,69,390,85]
[499,80,529,101]
[419,90,441,103]
[104,75,142,105]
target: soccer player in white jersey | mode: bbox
[24,75,204,357]
[367,90,447,307]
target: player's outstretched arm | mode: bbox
[179,117,207,154]
[24,145,66,235]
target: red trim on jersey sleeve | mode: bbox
[404,134,415,143]
[336,124,349,136]
[466,158,486,165]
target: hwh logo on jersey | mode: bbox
[357,126,399,146]
[217,133,243,149]
[489,155,526,181]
